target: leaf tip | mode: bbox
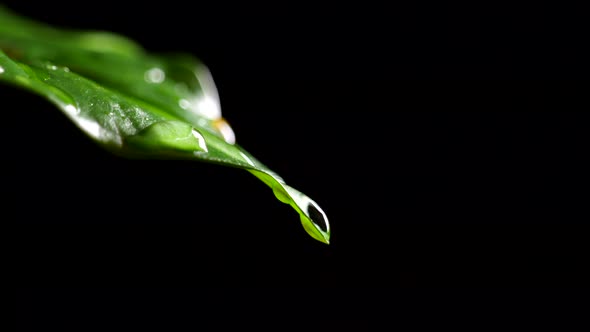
[298,196,331,245]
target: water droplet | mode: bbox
[77,118,102,139]
[178,98,191,109]
[64,104,80,115]
[307,202,329,233]
[191,129,208,152]
[47,64,58,70]
[144,67,165,83]
[62,104,102,138]
[0,66,4,74]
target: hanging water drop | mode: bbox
[307,201,329,233]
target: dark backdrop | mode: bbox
[7,1,588,329]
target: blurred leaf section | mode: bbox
[0,6,330,244]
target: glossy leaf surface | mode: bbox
[0,6,330,244]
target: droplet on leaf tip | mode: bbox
[307,202,329,233]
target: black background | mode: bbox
[7,1,589,329]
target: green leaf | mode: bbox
[0,5,330,244]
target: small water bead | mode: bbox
[178,98,190,109]
[191,128,208,152]
[64,104,80,115]
[144,67,165,84]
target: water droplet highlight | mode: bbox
[179,96,222,123]
[0,66,4,74]
[64,104,80,115]
[307,202,329,233]
[178,98,191,109]
[62,104,102,139]
[191,128,208,152]
[144,67,165,83]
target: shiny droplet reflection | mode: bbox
[144,67,165,83]
[307,202,328,233]
[0,66,4,74]
[178,95,221,120]
[64,104,101,139]
[191,128,208,152]
[196,95,220,119]
[178,98,191,110]
[64,104,80,115]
